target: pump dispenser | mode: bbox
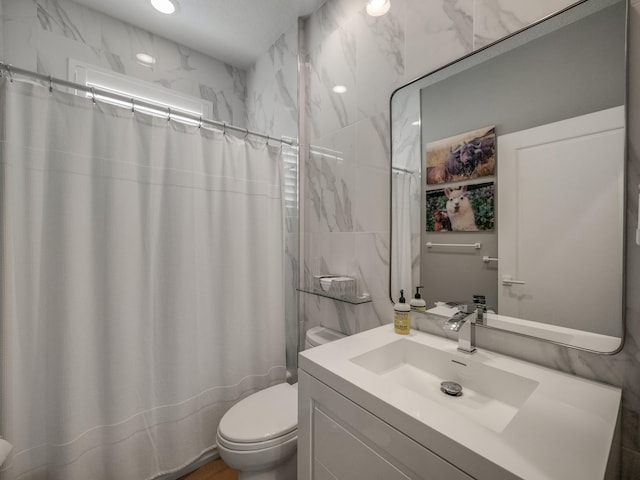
[394,290,411,335]
[410,286,426,312]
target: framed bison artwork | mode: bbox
[425,182,495,232]
[425,126,495,185]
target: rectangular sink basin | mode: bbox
[350,338,539,432]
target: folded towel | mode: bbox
[0,438,13,466]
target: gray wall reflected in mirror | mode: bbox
[390,0,627,353]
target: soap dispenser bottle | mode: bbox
[394,290,411,335]
[410,286,426,312]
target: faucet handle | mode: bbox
[475,304,488,325]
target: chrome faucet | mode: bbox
[442,303,487,354]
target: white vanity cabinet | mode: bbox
[298,325,621,480]
[298,369,475,480]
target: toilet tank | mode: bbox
[304,326,346,350]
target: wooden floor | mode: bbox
[179,458,238,480]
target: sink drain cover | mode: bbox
[440,381,463,397]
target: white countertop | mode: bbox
[299,325,621,480]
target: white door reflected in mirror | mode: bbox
[498,106,624,338]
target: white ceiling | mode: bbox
[72,0,327,69]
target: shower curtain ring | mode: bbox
[131,98,135,114]
[48,75,53,93]
[198,116,203,129]
[222,122,227,135]
[167,107,172,122]
[244,128,249,139]
[6,65,13,83]
[90,87,96,104]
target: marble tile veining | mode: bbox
[307,152,354,233]
[305,0,362,54]
[36,0,86,44]
[404,0,473,82]
[355,2,404,119]
[246,24,298,138]
[356,112,390,170]
[100,36,125,74]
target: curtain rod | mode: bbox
[0,62,297,147]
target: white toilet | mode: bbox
[216,326,346,480]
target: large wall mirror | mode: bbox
[390,0,627,353]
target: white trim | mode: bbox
[68,59,213,118]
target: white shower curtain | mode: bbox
[391,171,420,298]
[0,78,286,479]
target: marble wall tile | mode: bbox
[306,127,356,234]
[354,1,404,120]
[305,231,357,282]
[352,161,389,233]
[353,232,391,329]
[2,15,38,71]
[305,0,362,54]
[307,22,357,140]
[37,0,100,47]
[356,111,390,170]
[353,114,390,233]
[246,23,298,138]
[404,0,473,83]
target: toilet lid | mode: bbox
[218,383,297,443]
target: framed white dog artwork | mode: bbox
[425,182,495,232]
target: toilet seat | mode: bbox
[217,382,297,451]
[217,428,297,452]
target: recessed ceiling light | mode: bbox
[332,85,347,94]
[366,0,390,16]
[136,53,157,66]
[150,0,179,15]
